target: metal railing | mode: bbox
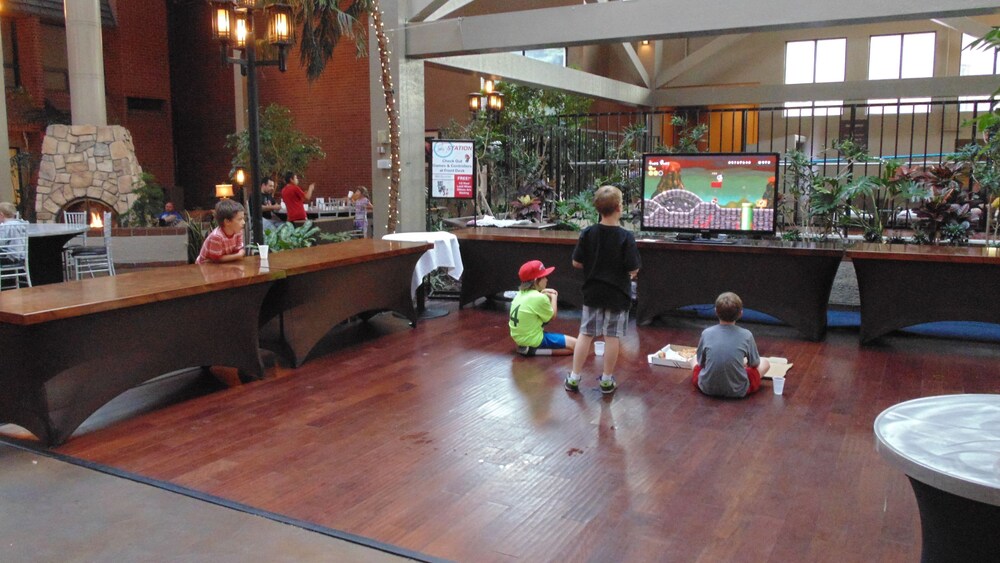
[493,99,990,226]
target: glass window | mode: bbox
[2,19,19,88]
[516,48,566,67]
[959,34,998,113]
[783,39,845,117]
[868,32,934,114]
[41,24,69,92]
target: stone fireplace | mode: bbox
[35,124,143,223]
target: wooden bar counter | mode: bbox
[848,243,1000,343]
[0,260,283,445]
[635,237,843,340]
[454,228,587,308]
[259,239,431,367]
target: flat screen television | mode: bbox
[640,152,779,238]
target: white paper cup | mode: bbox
[773,376,785,395]
[258,245,269,260]
[594,341,605,356]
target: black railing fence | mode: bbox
[493,99,990,228]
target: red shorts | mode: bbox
[691,364,762,395]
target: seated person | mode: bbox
[509,259,576,356]
[0,202,26,265]
[692,292,771,398]
[195,199,245,264]
[158,201,185,226]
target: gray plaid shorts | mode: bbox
[579,306,629,338]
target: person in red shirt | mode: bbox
[281,171,315,225]
[196,198,245,264]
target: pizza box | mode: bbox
[647,344,696,369]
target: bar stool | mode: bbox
[0,220,31,289]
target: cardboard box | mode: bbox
[647,344,696,369]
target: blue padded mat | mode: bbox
[678,305,1000,343]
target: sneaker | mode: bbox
[564,375,580,392]
[599,376,617,394]
[516,346,534,356]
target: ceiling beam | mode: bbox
[408,0,474,23]
[652,75,1000,107]
[656,35,748,88]
[405,0,1000,58]
[930,17,994,38]
[427,53,654,107]
[590,0,651,88]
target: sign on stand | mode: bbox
[430,140,476,199]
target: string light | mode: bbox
[371,0,400,233]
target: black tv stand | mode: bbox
[671,234,737,245]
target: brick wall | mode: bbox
[168,4,372,208]
[103,0,176,190]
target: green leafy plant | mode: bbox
[262,220,341,250]
[185,211,212,264]
[227,103,326,180]
[120,172,166,227]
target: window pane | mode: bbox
[959,95,992,113]
[814,100,844,116]
[868,98,897,115]
[815,39,846,83]
[785,41,816,84]
[869,35,902,80]
[901,32,934,79]
[523,48,566,67]
[783,100,812,118]
[960,33,998,76]
[899,96,931,114]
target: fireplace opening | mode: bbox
[61,199,118,227]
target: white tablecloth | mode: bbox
[382,231,464,298]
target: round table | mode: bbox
[874,394,1000,562]
[27,223,89,285]
[382,231,464,319]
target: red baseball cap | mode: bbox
[519,260,555,283]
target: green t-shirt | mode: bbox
[509,289,554,347]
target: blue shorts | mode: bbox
[538,332,567,349]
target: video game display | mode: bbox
[641,153,779,236]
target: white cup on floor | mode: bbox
[594,341,605,356]
[773,376,785,395]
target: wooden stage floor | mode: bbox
[41,302,1000,561]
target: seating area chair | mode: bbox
[67,211,115,279]
[0,220,31,290]
[61,210,88,279]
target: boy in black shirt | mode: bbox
[566,186,641,394]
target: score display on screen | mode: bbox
[430,140,476,199]
[641,153,779,235]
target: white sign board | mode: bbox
[430,140,475,199]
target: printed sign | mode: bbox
[430,140,476,199]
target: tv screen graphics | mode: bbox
[641,153,779,236]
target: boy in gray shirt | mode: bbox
[692,292,771,398]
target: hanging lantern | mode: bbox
[468,92,484,113]
[232,12,249,49]
[210,0,234,43]
[266,3,294,46]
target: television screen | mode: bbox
[641,152,779,236]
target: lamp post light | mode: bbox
[208,0,292,245]
[468,77,504,119]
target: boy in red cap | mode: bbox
[509,259,577,356]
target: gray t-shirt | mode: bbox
[696,323,761,398]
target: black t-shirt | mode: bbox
[261,193,276,219]
[572,224,641,311]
